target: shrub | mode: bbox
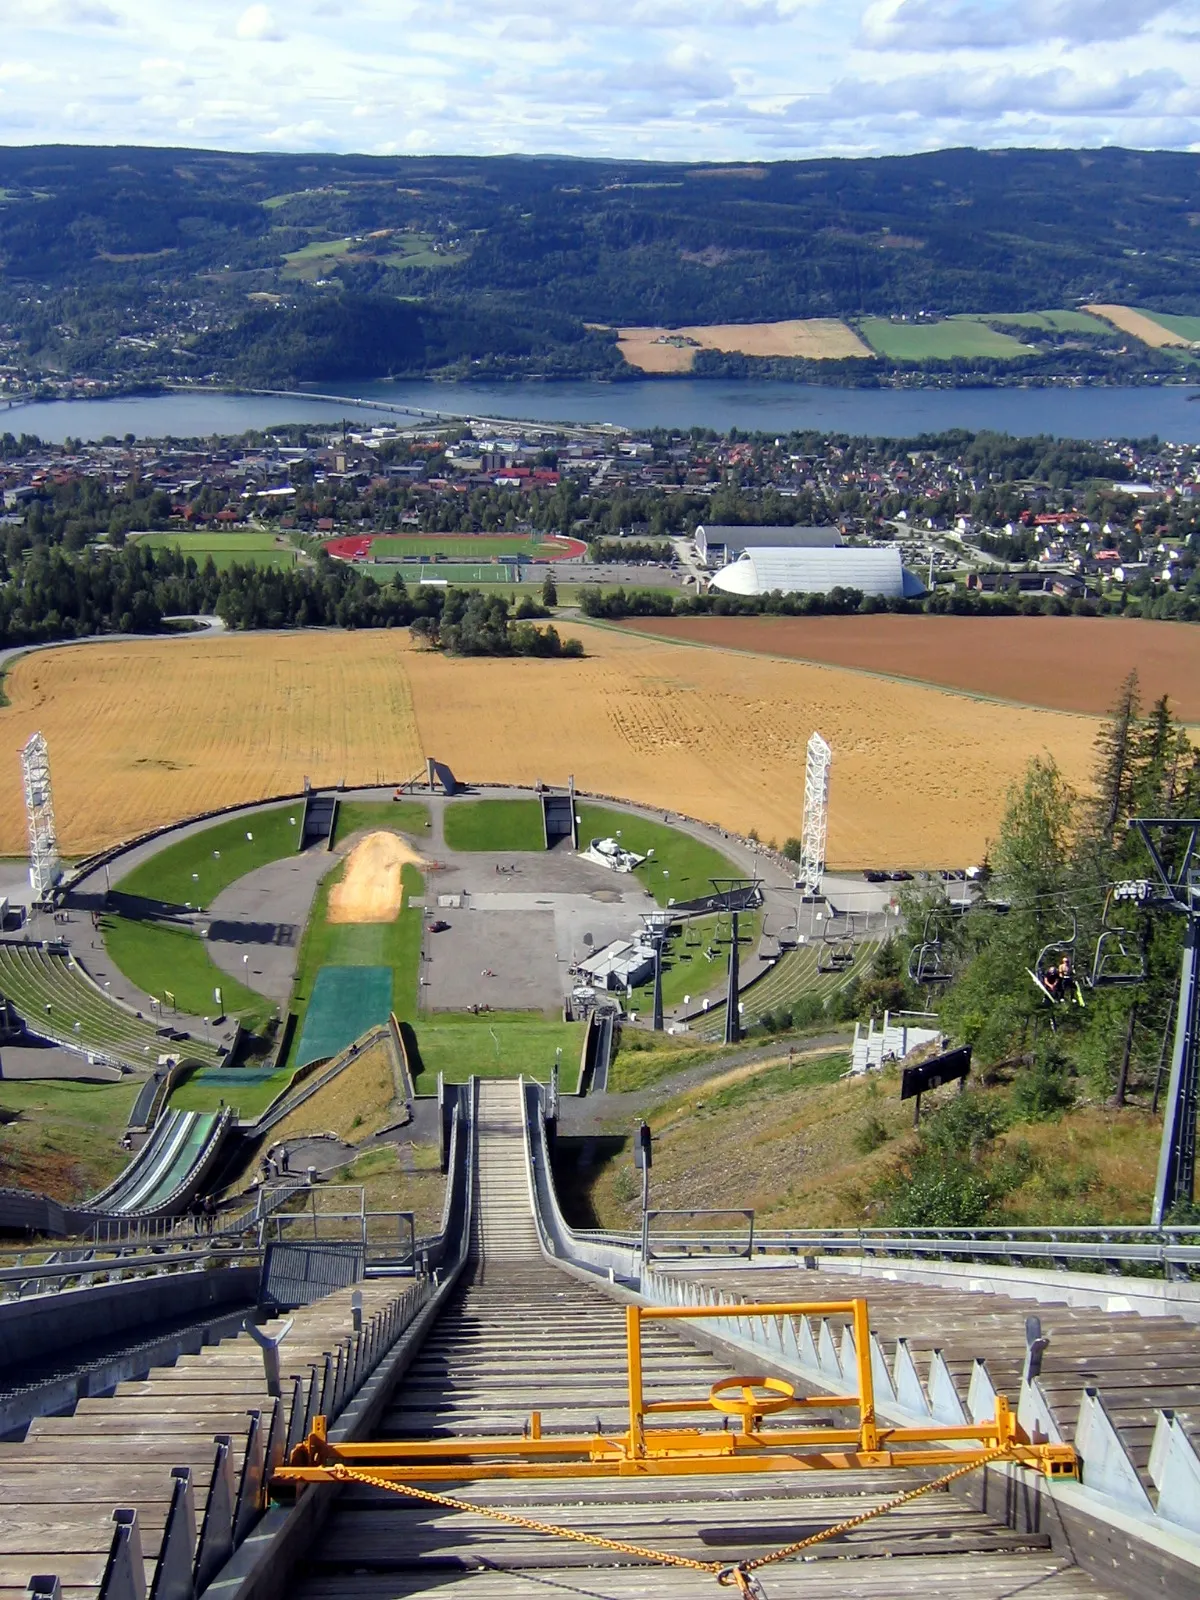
[854,1114,891,1155]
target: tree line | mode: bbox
[0,545,583,656]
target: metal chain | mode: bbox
[322,1447,1009,1594]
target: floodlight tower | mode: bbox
[799,732,832,899]
[21,732,61,900]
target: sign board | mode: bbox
[900,1045,971,1101]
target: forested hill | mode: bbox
[3,144,1200,386]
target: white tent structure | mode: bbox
[708,545,924,599]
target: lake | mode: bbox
[5,378,1200,444]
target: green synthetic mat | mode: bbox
[295,965,392,1067]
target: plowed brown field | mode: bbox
[0,625,1101,868]
[618,615,1200,722]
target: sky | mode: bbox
[0,0,1197,159]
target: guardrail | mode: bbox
[0,1241,261,1300]
[568,1223,1200,1280]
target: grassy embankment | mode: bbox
[575,803,741,908]
[0,1078,141,1200]
[284,860,424,1069]
[444,798,545,851]
[103,804,302,1033]
[566,1051,1163,1233]
[331,800,431,848]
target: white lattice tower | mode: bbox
[799,731,832,896]
[21,732,60,898]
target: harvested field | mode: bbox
[0,632,424,854]
[615,614,1200,723]
[328,831,425,924]
[617,319,871,373]
[0,626,1102,868]
[1085,304,1193,347]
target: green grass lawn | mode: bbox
[282,236,356,279]
[444,799,545,852]
[331,800,431,849]
[116,805,301,908]
[169,1064,297,1118]
[100,916,277,1033]
[987,309,1113,335]
[0,1077,142,1199]
[575,804,741,907]
[857,317,1033,361]
[626,911,762,1013]
[285,862,424,1066]
[371,535,561,560]
[134,532,301,571]
[409,1012,585,1090]
[1136,309,1200,343]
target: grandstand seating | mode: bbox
[694,938,876,1042]
[0,943,225,1071]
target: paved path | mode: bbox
[560,1027,853,1130]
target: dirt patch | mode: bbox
[616,614,1200,723]
[1085,304,1191,348]
[328,831,425,923]
[617,319,872,372]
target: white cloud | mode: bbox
[234,3,284,41]
[860,0,1180,50]
[0,0,1189,157]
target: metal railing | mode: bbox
[0,1240,262,1300]
[572,1223,1200,1280]
[642,1208,755,1261]
[256,1185,418,1272]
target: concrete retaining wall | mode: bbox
[0,1264,258,1370]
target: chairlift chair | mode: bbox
[1089,891,1148,988]
[907,907,954,985]
[816,919,856,975]
[1028,911,1084,1007]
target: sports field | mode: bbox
[0,625,1108,868]
[857,317,1033,361]
[134,532,302,570]
[371,535,571,560]
[614,614,1200,723]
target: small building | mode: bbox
[709,545,923,600]
[577,938,655,993]
[694,524,842,570]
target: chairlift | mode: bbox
[1088,891,1147,989]
[816,918,855,975]
[1027,911,1085,1007]
[907,907,953,985]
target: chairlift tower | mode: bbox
[1127,818,1200,1226]
[799,732,832,899]
[21,732,61,900]
[710,877,763,1046]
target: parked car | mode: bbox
[863,869,889,883]
[428,918,451,932]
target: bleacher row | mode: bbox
[0,943,226,1072]
[695,937,875,1041]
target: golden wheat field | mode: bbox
[1084,304,1190,348]
[616,319,872,372]
[0,626,1102,868]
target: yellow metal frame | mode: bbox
[273,1299,1078,1488]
